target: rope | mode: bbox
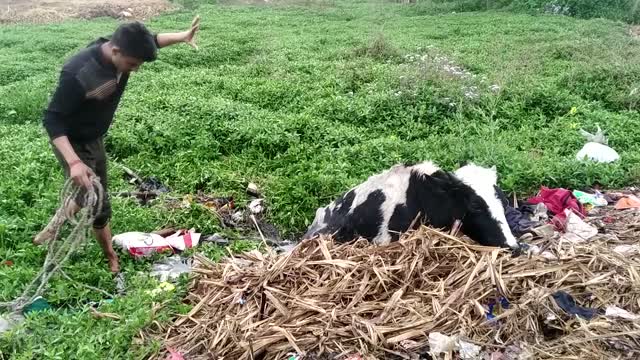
[0,176,104,313]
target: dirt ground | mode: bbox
[0,0,178,24]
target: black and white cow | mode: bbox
[302,161,521,250]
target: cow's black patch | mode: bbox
[387,170,508,247]
[323,189,385,243]
[347,189,385,240]
[388,170,471,240]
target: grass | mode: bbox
[1,0,640,358]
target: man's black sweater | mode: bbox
[42,36,156,143]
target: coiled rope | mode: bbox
[0,176,104,313]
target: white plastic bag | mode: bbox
[150,255,192,282]
[605,306,640,321]
[112,229,201,257]
[429,332,458,354]
[428,332,482,359]
[576,142,620,163]
[576,125,619,163]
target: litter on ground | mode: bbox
[142,193,640,360]
[575,125,620,163]
[112,229,201,257]
[150,255,193,282]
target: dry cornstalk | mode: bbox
[147,225,640,360]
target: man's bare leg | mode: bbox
[33,200,81,245]
[94,224,119,273]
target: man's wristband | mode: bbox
[68,160,83,168]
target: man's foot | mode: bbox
[108,255,120,273]
[33,208,67,245]
[33,228,56,245]
[33,200,79,245]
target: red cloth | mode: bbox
[527,187,586,230]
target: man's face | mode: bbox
[111,47,144,73]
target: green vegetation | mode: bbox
[1,0,639,358]
[403,0,640,23]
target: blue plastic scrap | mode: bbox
[486,296,510,321]
[552,291,603,320]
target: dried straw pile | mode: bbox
[152,227,640,359]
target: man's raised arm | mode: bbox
[156,15,200,49]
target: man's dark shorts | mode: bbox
[52,137,111,229]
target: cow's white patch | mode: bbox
[376,168,412,245]
[343,165,411,244]
[412,161,440,177]
[454,163,518,248]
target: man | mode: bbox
[33,17,201,274]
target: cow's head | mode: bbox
[303,189,356,241]
[304,206,329,239]
[453,163,519,250]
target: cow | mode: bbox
[302,161,523,251]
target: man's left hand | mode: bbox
[155,15,201,49]
[184,15,200,50]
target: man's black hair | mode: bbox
[111,21,157,62]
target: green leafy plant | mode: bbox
[2,1,640,358]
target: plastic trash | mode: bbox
[560,209,597,243]
[528,203,549,223]
[614,195,640,210]
[166,347,185,360]
[579,125,608,144]
[0,313,24,334]
[247,182,260,197]
[573,190,608,207]
[150,255,192,282]
[429,332,458,354]
[576,125,620,163]
[22,296,52,314]
[532,224,555,238]
[399,339,420,349]
[528,187,585,227]
[552,291,602,320]
[605,306,640,321]
[487,296,511,320]
[429,332,482,359]
[576,142,620,163]
[249,199,265,214]
[231,211,245,223]
[203,233,229,245]
[613,245,640,256]
[113,229,201,257]
[459,340,482,360]
[139,176,171,194]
